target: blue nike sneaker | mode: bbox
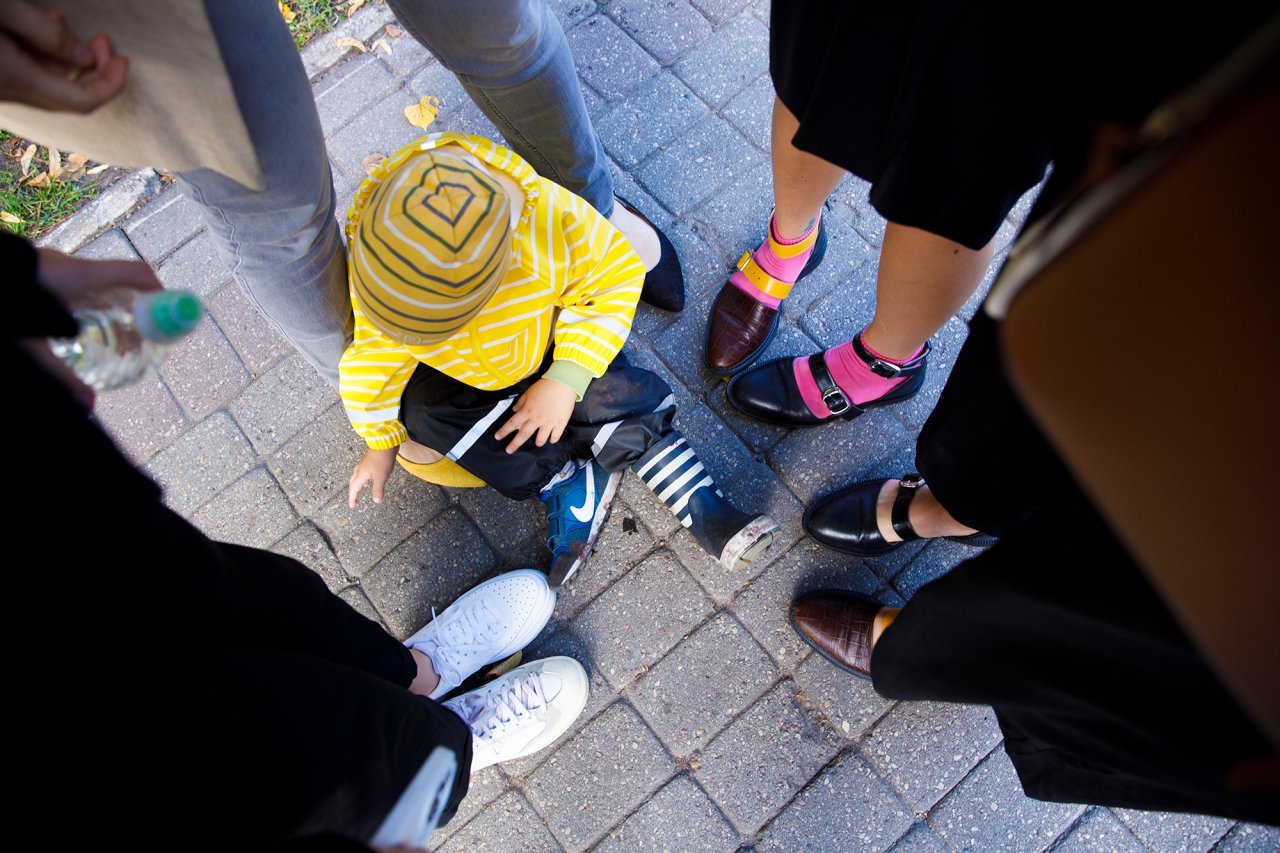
[539,459,623,588]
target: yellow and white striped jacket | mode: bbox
[340,132,645,450]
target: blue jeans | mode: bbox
[182,0,611,386]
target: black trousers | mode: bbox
[870,313,1278,823]
[401,352,676,500]
[9,341,471,849]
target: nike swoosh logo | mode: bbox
[569,464,596,522]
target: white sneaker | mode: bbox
[443,656,589,771]
[405,569,556,700]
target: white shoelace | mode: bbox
[457,673,548,742]
[422,596,503,685]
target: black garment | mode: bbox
[401,351,675,500]
[4,232,471,849]
[870,313,1278,823]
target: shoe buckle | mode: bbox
[821,387,851,415]
[866,358,902,379]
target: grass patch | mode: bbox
[0,140,105,240]
[284,0,344,48]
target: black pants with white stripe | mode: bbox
[400,352,676,501]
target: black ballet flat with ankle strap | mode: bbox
[803,474,997,556]
[727,337,930,427]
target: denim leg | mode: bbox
[388,0,614,215]
[175,0,353,387]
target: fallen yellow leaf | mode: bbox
[335,35,367,53]
[26,172,50,187]
[346,0,367,17]
[361,152,386,176]
[64,152,88,174]
[85,163,111,175]
[385,24,404,38]
[46,147,62,179]
[403,96,440,130]
[19,144,36,177]
[372,37,391,55]
[0,211,23,224]
[278,2,296,24]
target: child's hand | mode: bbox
[495,378,576,453]
[349,447,399,507]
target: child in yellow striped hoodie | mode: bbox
[341,130,777,587]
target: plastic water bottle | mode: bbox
[49,289,203,391]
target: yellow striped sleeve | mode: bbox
[551,190,644,377]
[339,313,416,449]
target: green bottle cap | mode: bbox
[139,291,203,342]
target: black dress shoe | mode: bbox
[804,475,997,556]
[616,197,684,312]
[727,339,929,427]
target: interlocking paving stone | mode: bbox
[435,791,559,853]
[315,54,399,135]
[618,472,683,544]
[192,467,299,549]
[694,681,841,834]
[301,29,365,82]
[1007,177,1047,226]
[770,409,912,505]
[554,505,658,618]
[650,289,728,395]
[93,375,186,464]
[1111,808,1236,852]
[758,752,913,852]
[829,176,887,248]
[439,100,506,144]
[228,354,338,455]
[635,216,729,323]
[550,0,597,29]
[929,749,1085,852]
[862,700,1002,812]
[205,283,293,377]
[673,15,768,108]
[1212,821,1280,851]
[75,227,140,260]
[406,61,471,118]
[567,14,661,100]
[268,405,364,517]
[374,26,432,77]
[722,73,773,152]
[637,116,761,216]
[608,0,714,65]
[271,521,351,593]
[893,537,990,598]
[691,0,754,26]
[426,759,509,848]
[1052,808,1146,853]
[144,411,256,515]
[631,612,777,757]
[796,247,880,348]
[619,340,698,419]
[358,507,500,637]
[158,313,251,420]
[596,73,709,169]
[124,190,206,264]
[594,775,739,853]
[685,156,774,261]
[453,485,547,572]
[732,539,882,672]
[888,822,950,852]
[314,479,450,581]
[328,89,424,184]
[570,551,714,688]
[525,702,677,851]
[155,230,232,298]
[752,0,771,21]
[333,2,397,43]
[793,653,896,743]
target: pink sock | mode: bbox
[729,215,820,309]
[794,334,927,418]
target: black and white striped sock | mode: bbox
[630,434,722,528]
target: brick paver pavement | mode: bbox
[50,2,1277,850]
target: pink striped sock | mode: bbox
[794,334,927,418]
[729,215,820,309]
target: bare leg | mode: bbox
[408,649,441,696]
[874,478,978,542]
[398,438,443,465]
[771,97,847,239]
[863,224,996,360]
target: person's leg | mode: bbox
[177,0,352,387]
[705,97,840,374]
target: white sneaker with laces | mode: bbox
[405,569,556,700]
[443,656,589,770]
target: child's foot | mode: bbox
[539,459,623,589]
[443,656,589,771]
[405,569,556,700]
[684,487,780,571]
